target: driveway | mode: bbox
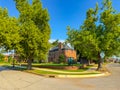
[0,63,120,90]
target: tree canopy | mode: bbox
[14,0,51,69]
[0,0,51,70]
[67,0,120,70]
[0,7,21,51]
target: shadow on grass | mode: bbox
[1,65,27,71]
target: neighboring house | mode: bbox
[3,54,20,62]
[48,42,76,63]
[4,55,9,62]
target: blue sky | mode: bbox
[0,0,120,42]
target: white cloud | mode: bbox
[49,39,65,43]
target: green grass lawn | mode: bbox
[16,63,82,67]
[0,62,101,76]
[1,63,101,75]
[7,62,96,71]
[0,62,11,66]
[15,63,94,72]
[2,64,91,72]
[58,69,87,72]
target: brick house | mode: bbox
[48,42,76,63]
[3,54,20,62]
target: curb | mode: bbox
[58,73,109,78]
[44,72,110,78]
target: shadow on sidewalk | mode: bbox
[0,66,10,71]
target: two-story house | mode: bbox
[48,42,76,63]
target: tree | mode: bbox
[67,4,99,66]
[67,0,120,70]
[14,0,51,69]
[51,39,59,48]
[0,7,21,55]
[0,53,5,62]
[96,0,120,70]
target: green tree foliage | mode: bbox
[96,0,120,70]
[67,4,99,63]
[51,39,59,48]
[0,53,5,62]
[14,0,51,69]
[0,7,21,51]
[99,0,120,57]
[67,0,120,70]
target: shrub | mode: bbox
[58,54,65,63]
[0,54,5,62]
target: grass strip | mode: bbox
[1,64,101,75]
[26,69,101,75]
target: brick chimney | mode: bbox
[58,42,63,49]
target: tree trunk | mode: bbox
[97,52,103,71]
[97,59,102,70]
[88,60,91,66]
[12,59,15,68]
[27,59,32,70]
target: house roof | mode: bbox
[62,44,72,50]
[50,47,59,52]
[50,43,74,52]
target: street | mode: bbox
[0,63,120,90]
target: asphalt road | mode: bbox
[0,63,120,90]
